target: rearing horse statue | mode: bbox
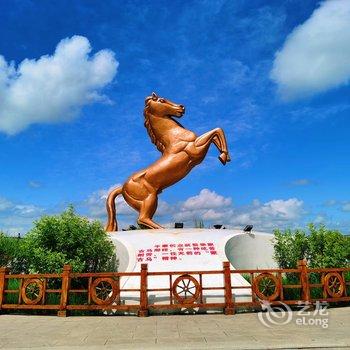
[105,92,230,231]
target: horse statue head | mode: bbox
[145,92,185,118]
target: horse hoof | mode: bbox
[218,153,227,165]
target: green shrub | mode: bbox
[273,224,349,269]
[24,206,118,273]
[0,233,28,273]
[0,232,16,267]
[308,224,349,268]
[2,206,118,274]
[273,228,309,269]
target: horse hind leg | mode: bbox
[137,193,163,229]
[122,189,162,229]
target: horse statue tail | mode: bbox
[105,186,123,232]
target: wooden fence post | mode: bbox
[223,261,234,315]
[0,267,9,314]
[58,264,71,317]
[138,263,149,317]
[298,259,310,305]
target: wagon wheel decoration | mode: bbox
[21,278,44,305]
[324,272,345,298]
[253,273,280,301]
[172,274,201,304]
[90,277,118,305]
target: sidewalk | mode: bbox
[0,306,349,349]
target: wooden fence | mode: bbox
[0,260,349,317]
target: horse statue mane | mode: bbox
[105,92,230,231]
[144,96,165,153]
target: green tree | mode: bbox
[0,233,27,272]
[273,224,350,269]
[273,228,309,269]
[308,224,349,268]
[22,206,118,273]
[0,232,16,267]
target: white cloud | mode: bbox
[155,200,173,216]
[0,187,305,234]
[201,209,227,221]
[0,197,13,211]
[173,208,229,223]
[289,104,350,122]
[85,188,233,227]
[0,196,44,235]
[314,215,326,224]
[0,35,118,135]
[324,199,337,207]
[290,178,312,186]
[235,198,304,223]
[0,197,43,217]
[342,203,350,212]
[270,0,350,100]
[182,189,232,210]
[227,198,305,230]
[322,200,350,212]
[173,189,305,231]
[174,189,232,223]
[28,180,41,188]
[84,184,134,218]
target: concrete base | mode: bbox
[108,228,275,310]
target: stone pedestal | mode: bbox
[108,228,275,310]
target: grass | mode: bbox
[3,277,102,316]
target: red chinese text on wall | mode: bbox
[136,242,218,263]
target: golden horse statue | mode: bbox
[105,92,230,231]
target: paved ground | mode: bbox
[0,307,349,349]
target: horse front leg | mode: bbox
[194,128,231,165]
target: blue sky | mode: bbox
[0,0,350,234]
